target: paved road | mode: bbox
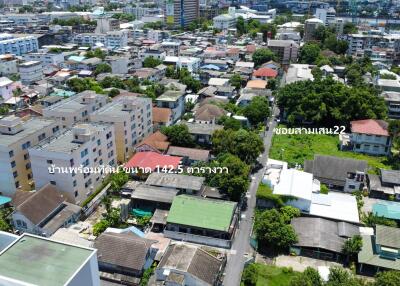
[222,107,278,286]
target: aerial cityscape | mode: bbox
[0,0,399,285]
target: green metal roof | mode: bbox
[358,235,400,270]
[167,195,236,232]
[373,201,400,220]
[0,235,94,286]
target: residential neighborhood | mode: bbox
[0,1,399,286]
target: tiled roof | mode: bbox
[125,151,182,171]
[152,107,172,123]
[253,67,278,78]
[136,131,170,151]
[350,119,389,136]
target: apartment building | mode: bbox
[90,96,153,163]
[23,51,64,67]
[304,18,324,42]
[382,91,400,119]
[0,54,18,75]
[165,0,200,28]
[29,123,117,204]
[0,34,39,56]
[73,30,129,49]
[18,61,44,85]
[213,14,236,30]
[43,91,108,128]
[155,90,185,123]
[267,40,299,65]
[0,116,60,197]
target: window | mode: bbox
[70,159,74,166]
[10,161,16,168]
[97,139,101,146]
[9,150,14,157]
[15,181,19,188]
[81,148,88,158]
[24,153,29,160]
[74,191,78,197]
[27,173,32,180]
[13,171,18,178]
[73,180,77,187]
[50,181,56,185]
[348,185,356,189]
[38,133,46,141]
[47,159,53,164]
[22,141,31,150]
[25,163,31,170]
[52,126,59,133]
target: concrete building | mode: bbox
[0,33,38,56]
[29,123,117,204]
[18,61,43,85]
[213,14,236,30]
[0,233,100,286]
[267,40,299,65]
[73,30,129,49]
[43,91,108,128]
[165,0,200,28]
[315,7,336,25]
[23,51,64,67]
[155,90,185,123]
[382,91,400,119]
[90,96,153,163]
[106,55,130,74]
[0,77,15,102]
[164,56,201,74]
[0,54,18,76]
[0,116,60,197]
[304,18,324,42]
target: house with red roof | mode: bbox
[125,151,182,174]
[252,67,278,80]
[348,119,392,156]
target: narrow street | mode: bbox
[222,107,278,286]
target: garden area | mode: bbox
[241,263,300,286]
[269,126,394,173]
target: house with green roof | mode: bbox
[164,195,238,248]
[358,225,400,273]
[372,201,400,221]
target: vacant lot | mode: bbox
[242,263,300,286]
[269,130,393,173]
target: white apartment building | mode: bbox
[164,56,201,74]
[0,34,39,56]
[73,30,129,49]
[43,91,108,128]
[213,14,236,30]
[90,96,153,163]
[0,54,18,75]
[23,51,64,67]
[0,116,60,197]
[29,123,117,204]
[18,61,44,85]
[315,7,336,25]
[0,77,15,102]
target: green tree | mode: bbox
[229,74,242,89]
[86,48,107,60]
[299,43,321,64]
[380,73,397,80]
[362,212,397,227]
[143,56,162,68]
[110,172,129,193]
[389,120,400,148]
[236,16,246,36]
[243,96,270,126]
[94,63,112,75]
[343,22,358,34]
[326,266,363,286]
[161,124,195,147]
[241,263,258,286]
[374,271,400,286]
[93,220,110,236]
[268,78,277,90]
[252,48,277,67]
[218,116,242,131]
[290,267,323,286]
[0,209,12,232]
[254,208,298,251]
[342,235,363,264]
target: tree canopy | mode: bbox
[290,267,323,286]
[299,43,321,65]
[252,48,277,67]
[143,56,162,68]
[243,96,271,126]
[94,63,112,75]
[277,77,387,127]
[161,124,195,147]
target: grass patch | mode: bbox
[256,183,284,207]
[269,126,393,173]
[242,263,300,286]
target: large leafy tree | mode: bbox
[143,56,162,68]
[241,264,258,286]
[342,235,363,264]
[326,267,364,286]
[290,267,323,286]
[299,43,321,64]
[277,77,387,127]
[254,207,298,251]
[212,129,264,165]
[229,74,242,89]
[161,124,195,147]
[243,96,271,126]
[374,271,400,286]
[94,63,112,75]
[252,48,277,67]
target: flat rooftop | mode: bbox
[0,234,95,286]
[0,118,56,147]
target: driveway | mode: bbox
[273,255,341,272]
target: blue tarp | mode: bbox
[0,196,11,206]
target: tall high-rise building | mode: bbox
[165,0,200,29]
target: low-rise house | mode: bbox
[358,225,400,273]
[135,131,170,154]
[18,61,43,85]
[145,173,205,195]
[156,243,225,286]
[167,146,210,165]
[246,79,267,90]
[155,90,185,123]
[125,151,182,173]
[368,169,400,200]
[345,119,392,156]
[165,195,238,248]
[304,155,367,193]
[152,107,173,130]
[252,67,278,80]
[208,78,230,87]
[372,200,400,221]
[131,184,180,211]
[381,91,400,119]
[215,85,236,98]
[194,104,226,124]
[94,232,156,282]
[0,76,16,102]
[376,78,400,92]
[12,184,81,237]
[291,217,360,262]
[183,121,223,145]
[133,67,162,82]
[284,64,314,84]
